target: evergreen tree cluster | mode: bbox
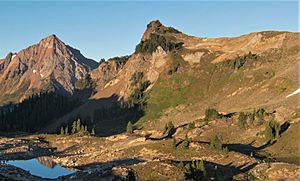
[75,74,95,90]
[163,121,175,138]
[0,92,80,132]
[255,108,268,121]
[203,108,220,123]
[187,122,195,130]
[130,72,144,86]
[173,135,191,150]
[220,52,257,70]
[107,55,130,66]
[264,119,281,141]
[121,80,151,111]
[182,135,190,149]
[93,101,144,135]
[209,135,229,153]
[237,108,271,129]
[178,160,207,180]
[60,118,95,136]
[120,71,151,111]
[135,34,183,54]
[210,135,223,151]
[237,112,249,129]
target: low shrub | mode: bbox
[210,135,223,150]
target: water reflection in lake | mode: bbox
[37,156,57,168]
[5,156,75,179]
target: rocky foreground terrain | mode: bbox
[0,112,299,180]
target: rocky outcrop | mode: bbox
[90,56,129,89]
[92,21,181,100]
[141,20,181,41]
[0,52,14,75]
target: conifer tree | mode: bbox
[273,120,281,138]
[210,135,222,150]
[178,161,184,168]
[76,119,81,132]
[91,128,95,136]
[71,121,77,134]
[163,121,175,137]
[264,119,281,140]
[65,126,69,135]
[182,135,190,149]
[60,127,65,135]
[172,137,177,149]
[199,160,206,178]
[127,121,134,134]
[264,123,274,141]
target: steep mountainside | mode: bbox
[94,20,299,103]
[97,21,299,114]
[44,20,299,135]
[0,35,98,105]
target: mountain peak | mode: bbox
[142,20,181,41]
[4,52,13,59]
[48,34,57,38]
[0,33,98,104]
[142,20,164,41]
[39,34,64,48]
[147,20,163,29]
[43,34,59,41]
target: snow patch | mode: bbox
[286,88,300,98]
[33,70,37,73]
[11,54,16,60]
[40,74,44,78]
